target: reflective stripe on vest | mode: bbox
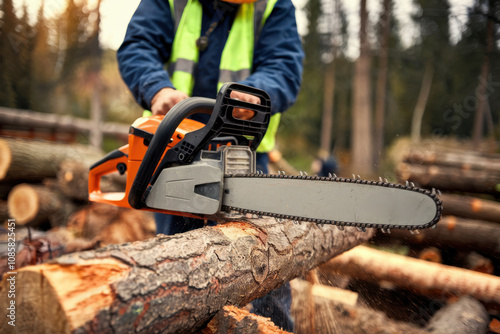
[167,0,280,152]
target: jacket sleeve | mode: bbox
[117,0,176,110]
[239,0,304,115]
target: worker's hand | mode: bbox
[230,91,260,120]
[151,88,189,116]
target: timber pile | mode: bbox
[0,138,155,277]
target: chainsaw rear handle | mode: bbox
[128,83,271,209]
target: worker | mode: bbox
[117,0,303,330]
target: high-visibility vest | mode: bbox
[167,0,279,152]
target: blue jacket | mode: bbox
[117,0,304,115]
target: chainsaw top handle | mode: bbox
[128,83,271,209]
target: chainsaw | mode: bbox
[89,83,442,231]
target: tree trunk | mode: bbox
[440,193,500,223]
[0,218,374,334]
[396,162,500,193]
[472,13,493,150]
[410,61,434,144]
[351,0,373,176]
[322,245,500,304]
[0,138,102,182]
[373,0,391,167]
[7,183,77,227]
[425,296,489,334]
[377,215,500,257]
[320,61,335,155]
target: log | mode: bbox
[203,305,291,334]
[0,138,102,182]
[0,218,374,334]
[418,247,442,263]
[322,245,500,304]
[425,296,489,334]
[463,252,494,275]
[378,215,500,257]
[396,162,500,193]
[66,203,155,245]
[440,193,500,223]
[7,184,77,227]
[0,107,130,141]
[403,149,500,173]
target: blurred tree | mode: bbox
[351,0,374,175]
[0,0,17,107]
[410,0,451,143]
[373,0,391,167]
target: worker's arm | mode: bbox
[117,0,179,112]
[239,0,304,115]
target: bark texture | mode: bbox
[0,218,374,334]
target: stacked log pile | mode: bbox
[0,138,155,277]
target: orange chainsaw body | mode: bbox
[88,115,204,214]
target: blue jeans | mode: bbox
[154,152,294,332]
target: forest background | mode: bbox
[0,0,499,176]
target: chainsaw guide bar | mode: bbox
[221,173,443,231]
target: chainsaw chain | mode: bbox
[222,173,443,231]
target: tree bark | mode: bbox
[0,218,374,334]
[351,0,373,176]
[7,183,77,227]
[322,245,500,304]
[0,138,102,182]
[396,162,500,193]
[378,215,500,257]
[425,296,489,334]
[440,193,500,223]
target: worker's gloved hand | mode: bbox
[151,87,189,115]
[230,90,259,120]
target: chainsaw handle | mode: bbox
[128,97,215,209]
[129,83,271,209]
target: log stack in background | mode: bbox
[0,137,155,277]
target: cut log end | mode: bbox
[0,258,130,334]
[0,139,12,180]
[8,184,39,224]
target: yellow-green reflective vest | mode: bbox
[167,0,279,152]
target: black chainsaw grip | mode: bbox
[128,83,271,209]
[128,97,215,209]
